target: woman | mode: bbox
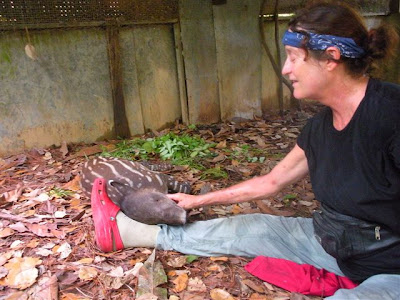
[93,2,400,298]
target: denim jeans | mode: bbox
[156,213,400,300]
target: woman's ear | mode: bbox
[325,46,341,71]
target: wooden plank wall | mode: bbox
[178,0,220,124]
[120,28,145,135]
[261,22,292,113]
[180,0,269,123]
[213,0,262,121]
[133,25,182,131]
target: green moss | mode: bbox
[0,49,11,64]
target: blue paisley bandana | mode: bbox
[282,30,365,58]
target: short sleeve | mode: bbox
[297,120,313,151]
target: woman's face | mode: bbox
[282,46,329,100]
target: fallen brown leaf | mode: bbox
[173,273,188,292]
[2,291,28,300]
[0,257,42,290]
[216,140,227,149]
[75,258,94,265]
[26,224,55,238]
[179,291,205,300]
[1,185,24,202]
[0,252,13,266]
[65,144,116,161]
[62,175,82,192]
[249,293,269,300]
[0,227,14,238]
[167,256,188,268]
[231,204,242,215]
[242,279,265,293]
[210,257,229,262]
[98,273,125,290]
[210,288,235,300]
[9,222,28,233]
[29,274,58,300]
[187,277,207,293]
[60,292,88,300]
[78,266,98,281]
[212,153,226,163]
[0,266,8,278]
[207,264,224,272]
[26,239,40,248]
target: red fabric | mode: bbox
[245,256,358,297]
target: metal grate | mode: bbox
[261,0,392,16]
[0,0,178,29]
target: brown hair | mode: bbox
[288,1,399,77]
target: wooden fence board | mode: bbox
[120,28,145,135]
[261,21,292,112]
[213,0,262,121]
[134,25,181,131]
[179,0,220,124]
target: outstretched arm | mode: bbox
[168,144,309,209]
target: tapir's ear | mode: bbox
[108,180,137,193]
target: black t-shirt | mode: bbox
[297,78,400,235]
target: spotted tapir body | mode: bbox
[81,156,190,225]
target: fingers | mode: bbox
[167,193,183,202]
[167,193,194,209]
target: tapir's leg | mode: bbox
[162,174,191,194]
[139,161,173,172]
[137,162,191,193]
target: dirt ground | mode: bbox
[0,105,327,300]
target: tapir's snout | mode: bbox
[156,195,187,225]
[162,204,187,225]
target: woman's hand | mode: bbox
[167,193,202,210]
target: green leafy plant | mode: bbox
[283,194,297,206]
[101,139,154,160]
[228,144,267,163]
[283,194,297,200]
[49,188,73,198]
[186,255,198,263]
[200,166,228,180]
[101,133,216,169]
[153,133,215,161]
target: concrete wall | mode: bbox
[0,28,114,155]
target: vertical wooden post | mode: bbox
[106,22,131,139]
[173,22,189,125]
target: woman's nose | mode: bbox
[282,58,291,75]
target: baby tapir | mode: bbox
[80,156,191,225]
